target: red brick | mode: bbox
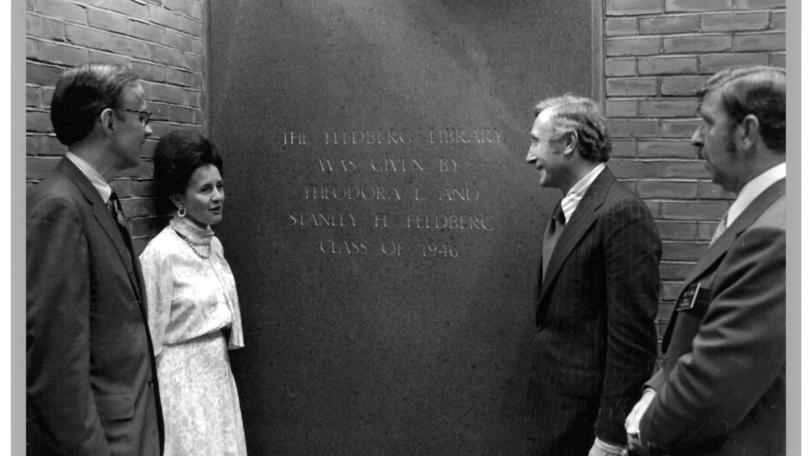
[732,32,785,52]
[132,180,160,197]
[663,241,707,261]
[87,7,128,33]
[87,49,129,66]
[699,52,769,74]
[608,119,661,138]
[734,0,785,8]
[151,44,186,67]
[771,11,785,30]
[27,111,53,133]
[660,261,695,280]
[141,81,187,105]
[120,197,159,218]
[663,34,732,53]
[165,30,194,52]
[148,6,183,30]
[609,159,663,178]
[607,0,664,15]
[698,220,726,239]
[606,99,638,117]
[65,24,114,51]
[662,160,711,178]
[186,91,202,109]
[27,13,66,40]
[128,19,166,43]
[638,55,698,75]
[184,52,204,71]
[701,12,769,32]
[660,200,728,219]
[660,76,706,96]
[166,68,194,87]
[27,135,64,156]
[606,77,658,96]
[37,41,90,67]
[644,200,662,217]
[661,282,685,302]
[661,119,701,137]
[770,53,785,68]
[110,180,133,198]
[118,161,154,179]
[128,216,171,239]
[27,62,64,86]
[606,57,637,77]
[611,140,637,158]
[36,0,87,24]
[26,38,38,60]
[191,37,204,55]
[111,36,152,60]
[27,156,62,180]
[131,61,168,83]
[656,220,699,240]
[638,140,696,158]
[606,36,662,56]
[606,17,638,36]
[637,180,698,198]
[639,14,701,34]
[697,181,735,199]
[26,86,41,108]
[98,0,147,18]
[638,99,699,117]
[665,0,732,12]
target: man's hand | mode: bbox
[625,389,656,455]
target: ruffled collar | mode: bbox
[170,214,215,245]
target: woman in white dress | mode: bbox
[140,130,247,455]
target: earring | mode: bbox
[177,206,187,218]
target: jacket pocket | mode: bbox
[95,393,134,421]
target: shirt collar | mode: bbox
[727,162,786,226]
[65,152,113,204]
[560,163,605,222]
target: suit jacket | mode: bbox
[27,158,164,456]
[639,179,786,456]
[528,167,661,455]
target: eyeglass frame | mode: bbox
[118,108,152,126]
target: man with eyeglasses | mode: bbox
[27,63,164,455]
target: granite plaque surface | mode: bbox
[209,1,596,453]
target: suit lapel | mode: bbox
[538,167,614,307]
[662,178,786,349]
[682,178,785,286]
[57,159,143,301]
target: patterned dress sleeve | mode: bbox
[139,237,175,358]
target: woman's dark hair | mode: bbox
[152,130,224,199]
[50,63,140,146]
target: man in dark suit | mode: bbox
[525,95,661,456]
[625,66,786,456]
[27,63,164,455]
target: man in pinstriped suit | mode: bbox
[525,95,662,456]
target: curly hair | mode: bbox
[152,130,224,199]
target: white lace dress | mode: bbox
[140,215,247,456]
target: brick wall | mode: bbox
[602,0,786,339]
[25,0,208,253]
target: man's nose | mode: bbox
[690,128,703,156]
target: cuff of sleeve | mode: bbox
[594,436,626,454]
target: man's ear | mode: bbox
[99,108,116,136]
[737,114,760,152]
[561,130,578,156]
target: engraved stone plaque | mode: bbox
[209,1,597,453]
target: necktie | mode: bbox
[542,201,565,280]
[108,192,133,251]
[709,212,727,245]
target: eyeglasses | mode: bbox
[120,108,152,126]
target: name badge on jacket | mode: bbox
[675,282,712,312]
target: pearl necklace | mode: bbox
[173,228,211,259]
